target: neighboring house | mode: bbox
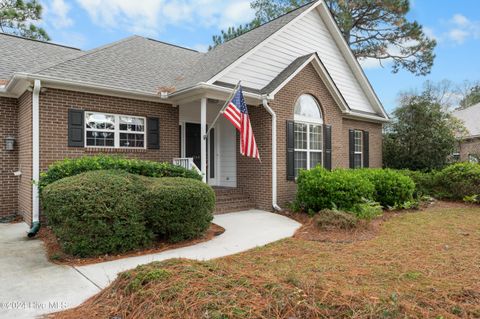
[0,0,388,225]
[453,103,480,163]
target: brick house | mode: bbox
[453,102,480,163]
[0,1,388,228]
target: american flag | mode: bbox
[223,86,260,160]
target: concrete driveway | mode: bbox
[0,210,301,319]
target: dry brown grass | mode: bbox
[49,203,480,319]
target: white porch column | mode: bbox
[200,97,207,182]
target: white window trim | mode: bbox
[354,130,363,168]
[294,121,323,175]
[85,111,147,149]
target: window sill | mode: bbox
[83,147,148,153]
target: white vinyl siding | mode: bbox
[219,9,375,113]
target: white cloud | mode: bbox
[448,28,469,44]
[74,0,254,35]
[42,0,74,28]
[446,13,480,44]
[192,43,209,52]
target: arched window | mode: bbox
[293,94,323,176]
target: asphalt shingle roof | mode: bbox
[1,1,317,94]
[453,103,480,137]
[0,33,81,81]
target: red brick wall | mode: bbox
[237,106,273,210]
[459,138,480,162]
[38,89,180,171]
[18,92,33,224]
[241,63,384,209]
[0,97,19,219]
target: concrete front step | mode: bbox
[213,187,255,214]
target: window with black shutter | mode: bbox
[68,109,84,147]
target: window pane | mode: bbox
[354,130,362,153]
[294,95,322,121]
[86,113,115,130]
[294,151,307,177]
[120,116,145,132]
[309,125,323,150]
[354,153,362,168]
[120,133,145,148]
[86,131,114,147]
[310,152,322,169]
[294,123,307,149]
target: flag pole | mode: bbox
[204,81,241,140]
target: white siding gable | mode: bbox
[218,8,375,114]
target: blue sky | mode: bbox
[39,0,480,113]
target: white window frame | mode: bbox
[294,122,323,174]
[85,111,147,149]
[354,130,363,168]
[293,94,324,177]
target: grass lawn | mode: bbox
[51,203,480,319]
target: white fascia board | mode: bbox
[317,2,389,119]
[169,83,264,106]
[343,112,390,123]
[205,1,322,85]
[268,54,350,114]
[6,73,173,104]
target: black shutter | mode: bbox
[147,117,160,149]
[68,109,84,147]
[363,130,370,168]
[349,129,355,169]
[287,120,295,180]
[323,125,332,170]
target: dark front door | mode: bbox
[185,123,201,169]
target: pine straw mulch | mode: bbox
[48,202,480,319]
[38,223,225,266]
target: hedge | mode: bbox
[145,177,215,243]
[39,155,202,191]
[357,169,415,207]
[434,162,480,200]
[42,170,215,257]
[42,170,153,257]
[296,167,375,213]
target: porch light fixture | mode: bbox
[4,136,15,151]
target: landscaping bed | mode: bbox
[39,223,225,266]
[48,202,480,319]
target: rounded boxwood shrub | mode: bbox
[144,177,215,243]
[357,169,415,207]
[42,170,153,257]
[296,167,375,213]
[434,162,480,200]
[39,155,201,191]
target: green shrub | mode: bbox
[357,169,415,207]
[42,170,153,257]
[399,170,437,197]
[435,162,480,200]
[314,210,358,230]
[39,155,201,191]
[145,177,215,243]
[296,167,375,213]
[351,199,383,220]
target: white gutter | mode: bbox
[262,97,282,211]
[32,80,41,225]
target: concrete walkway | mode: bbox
[0,210,301,319]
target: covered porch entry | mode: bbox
[175,98,237,187]
[173,97,254,213]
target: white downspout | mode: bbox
[31,80,41,226]
[262,97,282,211]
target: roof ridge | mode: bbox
[145,37,200,53]
[31,35,141,75]
[0,32,81,51]
[208,0,317,51]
